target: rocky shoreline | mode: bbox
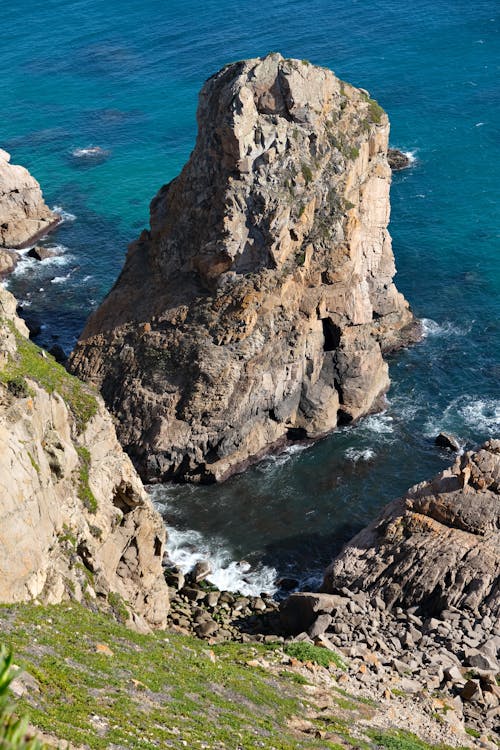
[161,440,500,743]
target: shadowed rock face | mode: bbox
[323,440,500,618]
[0,149,59,249]
[69,53,417,483]
[0,288,168,632]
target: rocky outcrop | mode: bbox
[70,54,417,483]
[0,288,168,631]
[323,440,500,618]
[0,149,59,249]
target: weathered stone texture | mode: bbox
[323,440,500,618]
[0,288,168,631]
[70,54,416,482]
[0,149,59,248]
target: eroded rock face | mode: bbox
[323,440,500,618]
[0,149,59,249]
[0,288,168,631]
[70,54,416,483]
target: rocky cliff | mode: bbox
[0,288,168,631]
[323,440,500,619]
[70,53,417,483]
[0,149,58,249]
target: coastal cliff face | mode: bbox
[0,149,58,249]
[70,53,416,483]
[323,440,500,619]
[0,288,168,631]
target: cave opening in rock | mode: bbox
[321,317,341,352]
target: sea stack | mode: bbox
[0,149,59,248]
[70,54,417,483]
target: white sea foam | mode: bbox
[421,318,473,338]
[344,447,375,462]
[260,442,309,470]
[52,206,76,222]
[360,412,394,435]
[163,525,278,596]
[71,145,109,159]
[50,271,72,284]
[459,398,500,434]
[402,150,417,164]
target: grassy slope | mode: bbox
[0,603,468,750]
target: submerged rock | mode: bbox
[0,287,168,631]
[70,53,416,483]
[323,439,500,618]
[0,149,59,249]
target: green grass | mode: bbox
[0,603,335,750]
[465,727,481,738]
[284,642,346,670]
[0,603,471,750]
[366,728,467,750]
[0,324,97,433]
[76,446,98,513]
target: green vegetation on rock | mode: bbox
[0,324,98,433]
[76,446,98,513]
[284,641,346,670]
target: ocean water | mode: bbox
[2,0,499,593]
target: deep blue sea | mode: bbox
[2,0,499,594]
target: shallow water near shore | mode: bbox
[2,0,499,593]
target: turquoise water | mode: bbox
[2,1,499,592]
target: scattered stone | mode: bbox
[308,614,332,639]
[187,560,211,584]
[95,643,114,657]
[461,680,483,703]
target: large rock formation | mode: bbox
[0,149,59,249]
[323,440,500,618]
[0,288,168,631]
[70,54,417,483]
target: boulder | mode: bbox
[27,245,61,261]
[435,432,461,452]
[280,592,350,634]
[0,149,59,248]
[69,54,417,483]
[387,148,412,171]
[323,441,500,618]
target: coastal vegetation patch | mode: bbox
[0,324,98,432]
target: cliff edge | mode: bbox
[70,54,417,482]
[0,288,168,631]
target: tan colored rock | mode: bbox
[69,54,417,483]
[0,288,168,631]
[0,149,59,249]
[0,248,19,276]
[323,440,500,618]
